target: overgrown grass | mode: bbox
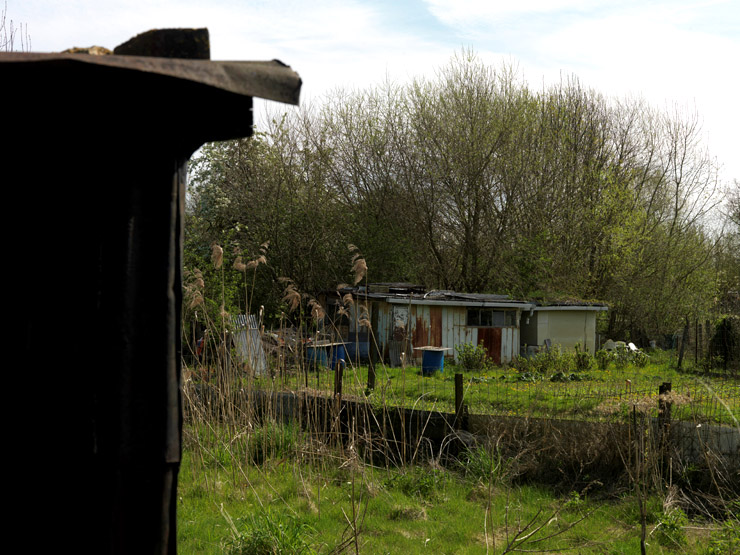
[179,343,739,553]
[178,436,738,554]
[241,349,739,425]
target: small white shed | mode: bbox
[520,303,608,355]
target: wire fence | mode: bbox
[676,315,740,377]
[245,361,740,427]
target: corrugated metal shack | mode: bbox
[323,283,535,366]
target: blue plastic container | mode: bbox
[421,349,445,376]
[330,344,346,369]
[343,340,369,362]
[306,346,328,367]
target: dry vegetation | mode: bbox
[179,251,739,553]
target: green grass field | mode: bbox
[177,439,738,554]
[179,349,739,553]
[243,349,739,425]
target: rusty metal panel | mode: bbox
[430,306,443,347]
[478,328,503,365]
[412,310,429,349]
[375,301,393,360]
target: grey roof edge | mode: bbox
[384,297,535,309]
[533,305,608,311]
[0,52,302,105]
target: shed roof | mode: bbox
[0,52,301,106]
[335,285,535,309]
[532,301,608,311]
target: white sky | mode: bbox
[7,0,740,187]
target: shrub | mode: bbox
[573,344,595,372]
[613,343,631,370]
[654,508,688,548]
[632,349,649,368]
[509,354,532,373]
[455,342,494,372]
[595,349,612,370]
[550,371,586,382]
[511,345,598,379]
[706,518,740,554]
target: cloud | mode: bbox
[423,0,605,27]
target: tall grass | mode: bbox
[180,245,740,552]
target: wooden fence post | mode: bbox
[334,359,344,399]
[695,318,700,365]
[658,382,672,425]
[677,317,689,370]
[658,382,672,473]
[367,302,379,392]
[455,373,465,429]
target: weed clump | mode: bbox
[222,507,317,555]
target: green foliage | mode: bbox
[185,50,726,342]
[563,490,586,513]
[510,345,594,379]
[457,446,506,483]
[603,343,649,370]
[574,344,595,372]
[613,343,632,371]
[709,315,740,371]
[248,420,301,466]
[550,371,587,382]
[706,517,740,554]
[386,466,446,501]
[223,508,317,555]
[455,342,494,372]
[595,349,612,370]
[632,349,649,368]
[654,507,688,548]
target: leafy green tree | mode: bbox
[186,50,727,343]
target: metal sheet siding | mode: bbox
[232,314,268,375]
[369,301,523,364]
[430,306,443,347]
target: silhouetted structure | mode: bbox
[2,29,300,553]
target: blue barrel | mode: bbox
[306,346,328,367]
[330,344,346,370]
[421,349,445,376]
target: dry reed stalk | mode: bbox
[210,243,223,269]
[233,256,247,273]
[280,278,301,313]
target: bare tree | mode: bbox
[1,1,30,52]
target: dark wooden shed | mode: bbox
[1,29,300,553]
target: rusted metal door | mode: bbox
[478,327,503,365]
[430,306,443,346]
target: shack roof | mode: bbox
[334,285,535,310]
[531,301,609,311]
[0,31,301,147]
[331,284,608,312]
[0,52,301,106]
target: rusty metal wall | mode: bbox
[371,301,520,366]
